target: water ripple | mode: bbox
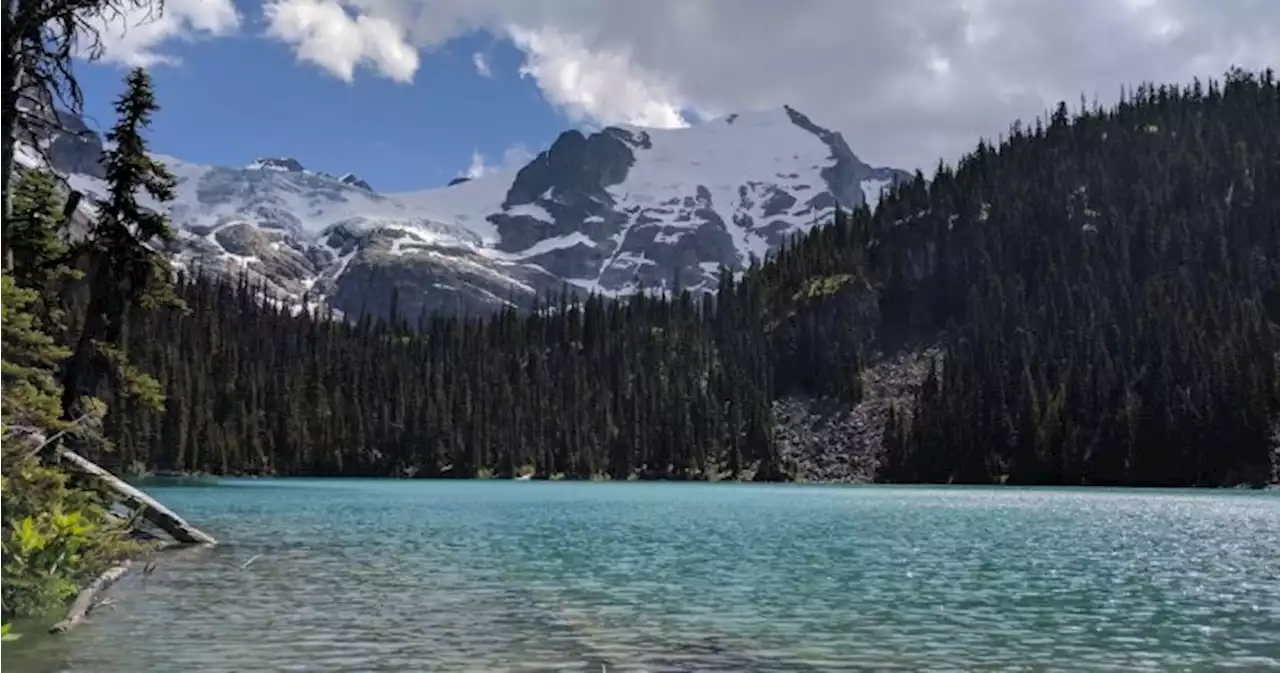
[4,482,1279,672]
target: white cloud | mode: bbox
[463,149,489,179]
[263,0,418,83]
[472,51,492,78]
[505,25,688,129]
[261,0,1279,170]
[460,142,536,180]
[90,0,240,67]
[500,143,534,168]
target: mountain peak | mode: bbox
[30,105,908,321]
[248,157,305,172]
[338,173,373,191]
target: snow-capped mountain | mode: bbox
[24,105,909,318]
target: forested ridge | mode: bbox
[15,69,1280,487]
[103,278,788,480]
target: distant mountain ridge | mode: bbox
[21,105,910,319]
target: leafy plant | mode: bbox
[1,68,178,629]
[0,435,140,620]
[2,272,139,620]
[1,621,19,641]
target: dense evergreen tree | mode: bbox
[4,170,79,345]
[2,0,166,233]
[92,274,786,480]
[808,69,1278,487]
[60,67,176,423]
[0,161,142,632]
[1,274,70,432]
[18,68,1278,487]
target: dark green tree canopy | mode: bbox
[19,68,1278,488]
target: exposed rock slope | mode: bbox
[776,347,943,483]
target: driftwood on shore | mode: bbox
[48,561,132,633]
[55,446,217,545]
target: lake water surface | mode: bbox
[5,481,1279,672]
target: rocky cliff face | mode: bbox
[765,277,941,483]
[24,105,909,319]
[491,107,909,298]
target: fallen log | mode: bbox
[55,446,217,546]
[105,511,172,545]
[48,561,132,633]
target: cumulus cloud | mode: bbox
[506,25,688,129]
[472,51,493,78]
[262,0,1280,170]
[263,0,418,83]
[90,0,240,67]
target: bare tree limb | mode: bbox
[48,561,131,633]
[1,412,98,458]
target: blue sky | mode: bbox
[75,29,570,192]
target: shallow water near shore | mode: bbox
[4,480,1279,672]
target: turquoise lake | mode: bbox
[5,481,1280,672]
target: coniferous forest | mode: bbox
[46,69,1280,486]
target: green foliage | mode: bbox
[78,68,1280,489]
[62,67,182,423]
[0,437,140,620]
[2,275,71,431]
[1,271,138,624]
[98,342,166,411]
[2,275,137,625]
[1,20,173,637]
[0,226,134,633]
[99,277,782,480]
[779,68,1279,486]
[97,67,179,308]
[0,69,177,626]
[7,170,80,299]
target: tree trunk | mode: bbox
[60,302,106,422]
[0,0,20,273]
[60,258,114,422]
[2,59,21,271]
[48,562,132,633]
[55,445,218,545]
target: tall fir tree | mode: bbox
[61,67,176,430]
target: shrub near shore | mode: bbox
[2,66,179,638]
[0,276,141,634]
[1,438,142,625]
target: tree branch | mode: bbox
[48,561,131,633]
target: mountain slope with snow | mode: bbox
[23,105,909,318]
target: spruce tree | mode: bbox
[73,68,1280,488]
[61,67,176,428]
[2,0,167,222]
[1,274,71,431]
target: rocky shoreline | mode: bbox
[775,347,942,483]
